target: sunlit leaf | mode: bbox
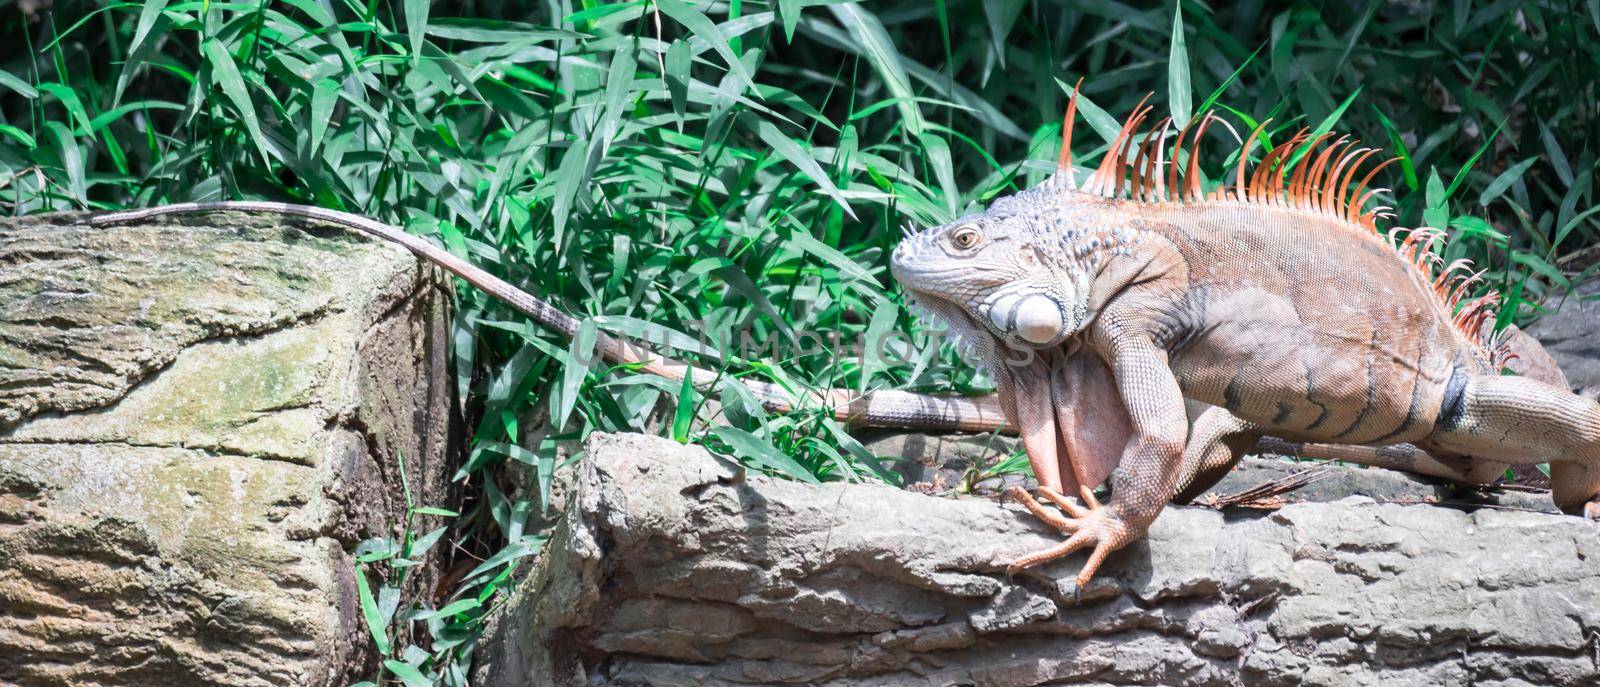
[200,39,271,164]
[1167,4,1192,128]
[755,119,856,218]
[655,0,757,94]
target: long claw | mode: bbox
[1006,529,1095,574]
[1006,486,1078,533]
[1075,541,1116,588]
[1002,488,1136,589]
[1037,487,1091,518]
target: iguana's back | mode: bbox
[1132,201,1494,444]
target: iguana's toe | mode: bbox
[1583,498,1600,521]
[1002,498,1139,588]
[1036,485,1097,518]
[1005,486,1078,533]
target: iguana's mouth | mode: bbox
[902,291,995,358]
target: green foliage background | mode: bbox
[3,0,1597,682]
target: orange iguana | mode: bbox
[89,202,1537,489]
[889,86,1600,589]
[92,105,1585,590]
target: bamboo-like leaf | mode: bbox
[355,567,391,656]
[1478,157,1537,207]
[1442,122,1502,201]
[756,120,856,218]
[666,39,691,124]
[655,0,757,94]
[1053,78,1120,145]
[1554,205,1600,253]
[37,83,92,134]
[828,3,923,137]
[116,0,169,102]
[922,134,959,218]
[309,79,338,155]
[1167,4,1192,129]
[671,368,695,443]
[0,124,35,148]
[549,135,588,256]
[1370,104,1419,191]
[555,318,598,431]
[42,121,85,205]
[982,0,1024,69]
[405,0,430,65]
[383,660,431,687]
[0,68,37,99]
[415,598,480,622]
[779,0,801,40]
[200,40,271,164]
[1539,122,1574,187]
[712,426,820,483]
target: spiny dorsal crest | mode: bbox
[1050,81,1512,367]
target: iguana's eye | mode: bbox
[949,225,981,250]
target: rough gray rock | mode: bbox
[478,432,1600,687]
[1527,280,1600,391]
[0,212,458,686]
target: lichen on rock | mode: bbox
[0,211,458,687]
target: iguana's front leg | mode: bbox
[1005,329,1188,588]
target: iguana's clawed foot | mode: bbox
[1003,486,1135,589]
[1583,498,1600,521]
[1004,485,1080,532]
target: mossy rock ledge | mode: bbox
[0,212,458,686]
[478,432,1600,687]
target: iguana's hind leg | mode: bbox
[1172,407,1261,504]
[1425,374,1600,518]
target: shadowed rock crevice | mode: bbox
[478,433,1600,687]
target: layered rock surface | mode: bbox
[0,212,457,686]
[1527,280,1600,392]
[479,432,1600,687]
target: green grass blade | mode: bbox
[37,83,92,134]
[200,39,271,164]
[555,318,598,432]
[1167,4,1192,128]
[116,0,170,102]
[756,119,857,219]
[1054,77,1120,145]
[0,68,37,99]
[671,369,695,443]
[405,0,430,65]
[655,0,757,94]
[355,567,391,656]
[309,78,338,155]
[1478,156,1537,207]
[383,660,431,687]
[829,2,924,137]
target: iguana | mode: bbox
[889,86,1600,589]
[90,202,1549,492]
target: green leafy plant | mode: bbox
[4,1,1595,682]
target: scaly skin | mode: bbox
[93,204,1572,493]
[890,93,1600,589]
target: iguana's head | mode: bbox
[891,184,1115,360]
